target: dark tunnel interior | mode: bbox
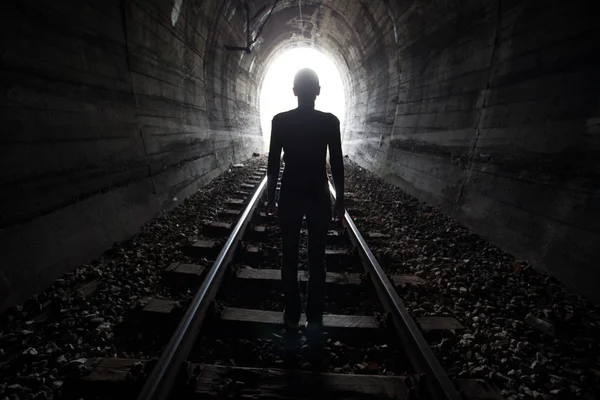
[2,1,600,399]
[1,0,599,314]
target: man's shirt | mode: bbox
[267,108,341,204]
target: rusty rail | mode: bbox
[328,181,462,400]
[136,177,268,400]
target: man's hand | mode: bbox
[332,199,344,220]
[265,201,278,216]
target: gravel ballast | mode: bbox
[343,159,600,400]
[2,155,599,400]
[0,158,265,400]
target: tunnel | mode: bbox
[1,0,599,314]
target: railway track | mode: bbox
[62,162,498,400]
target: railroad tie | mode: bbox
[140,299,182,327]
[204,221,233,237]
[416,316,465,332]
[192,364,419,399]
[367,232,391,240]
[183,239,218,259]
[248,224,268,239]
[325,248,350,262]
[163,262,206,287]
[225,198,246,208]
[236,268,360,284]
[219,307,380,330]
[79,358,420,400]
[392,275,427,287]
[299,229,345,245]
[219,208,241,218]
[242,245,277,263]
[81,170,473,400]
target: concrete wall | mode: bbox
[0,0,263,311]
[342,0,600,302]
[1,0,599,309]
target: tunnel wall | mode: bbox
[344,0,600,302]
[0,0,262,311]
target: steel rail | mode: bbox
[328,181,462,400]
[136,177,268,400]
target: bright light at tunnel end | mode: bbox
[259,48,346,151]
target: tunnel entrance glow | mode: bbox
[259,48,346,151]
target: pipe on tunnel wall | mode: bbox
[1,0,599,311]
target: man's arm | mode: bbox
[329,116,344,208]
[267,117,282,206]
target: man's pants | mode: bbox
[279,199,331,324]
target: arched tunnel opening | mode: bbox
[259,47,346,151]
[1,0,599,398]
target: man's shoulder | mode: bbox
[273,109,339,125]
[315,110,340,125]
[272,110,295,122]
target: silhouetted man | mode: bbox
[265,68,344,332]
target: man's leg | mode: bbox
[305,202,331,325]
[279,209,304,325]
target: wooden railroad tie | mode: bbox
[246,225,268,239]
[237,268,432,289]
[192,364,417,399]
[141,299,180,321]
[220,306,462,334]
[298,229,345,244]
[220,307,379,330]
[204,221,233,236]
[183,239,218,258]
[326,230,344,244]
[236,268,361,285]
[77,359,418,399]
[219,209,241,218]
[416,316,464,332]
[325,248,349,262]
[367,232,391,240]
[225,198,246,208]
[392,275,427,287]
[163,262,206,287]
[242,246,277,263]
[252,211,275,224]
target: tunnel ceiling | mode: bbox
[214,0,400,138]
[248,0,372,84]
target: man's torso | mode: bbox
[273,108,337,204]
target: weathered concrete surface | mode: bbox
[0,0,262,310]
[340,0,600,302]
[1,0,599,309]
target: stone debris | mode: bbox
[0,158,266,399]
[343,160,600,400]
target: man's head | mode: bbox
[293,68,321,100]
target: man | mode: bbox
[265,68,344,332]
